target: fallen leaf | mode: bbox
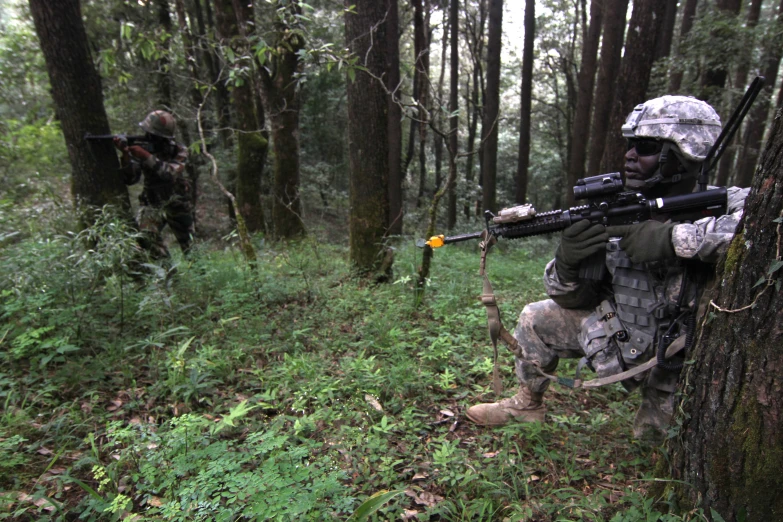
[411,472,429,481]
[401,509,419,520]
[147,496,164,507]
[439,409,454,417]
[404,489,443,507]
[36,447,53,456]
[526,474,540,483]
[106,399,123,412]
[365,394,383,412]
[482,451,499,458]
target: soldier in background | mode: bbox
[115,110,194,259]
[466,96,749,441]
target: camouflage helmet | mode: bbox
[139,110,176,138]
[621,96,721,162]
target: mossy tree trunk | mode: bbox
[29,0,130,220]
[213,0,267,233]
[345,0,391,277]
[258,1,305,240]
[669,109,783,521]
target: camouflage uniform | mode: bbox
[517,186,748,437]
[468,96,749,439]
[120,112,194,259]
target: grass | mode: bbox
[0,210,708,521]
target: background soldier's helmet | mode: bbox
[139,110,177,138]
[621,96,721,162]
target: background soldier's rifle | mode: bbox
[84,133,171,156]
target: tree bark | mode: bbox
[213,0,267,233]
[669,0,699,92]
[566,0,602,205]
[654,0,678,61]
[715,0,763,187]
[480,0,502,214]
[585,0,628,177]
[447,0,459,229]
[669,107,783,522]
[387,0,403,236]
[345,0,390,275]
[258,1,305,239]
[515,0,535,205]
[463,0,487,218]
[600,0,667,174]
[736,0,783,188]
[28,0,130,219]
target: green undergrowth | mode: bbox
[0,211,709,520]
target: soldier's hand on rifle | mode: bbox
[607,221,676,264]
[113,136,128,152]
[128,145,156,167]
[555,220,609,281]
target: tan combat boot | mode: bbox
[465,387,546,426]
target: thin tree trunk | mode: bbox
[154,0,173,108]
[481,0,502,214]
[669,0,699,92]
[566,0,602,205]
[463,0,486,218]
[600,0,667,174]
[175,0,205,207]
[585,0,628,177]
[669,106,783,521]
[515,0,535,205]
[387,0,403,236]
[29,0,130,219]
[447,0,459,229]
[434,7,449,199]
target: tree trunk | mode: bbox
[447,0,459,229]
[345,0,390,275]
[434,7,449,204]
[669,106,783,521]
[175,0,206,207]
[654,0,678,61]
[387,0,403,236]
[566,0,602,205]
[715,0,763,187]
[600,0,667,174]
[214,0,267,233]
[154,0,173,108]
[736,0,783,188]
[413,0,431,208]
[28,0,130,219]
[669,0,699,92]
[258,1,305,239]
[515,0,535,205]
[585,0,628,177]
[463,0,487,219]
[480,0,502,214]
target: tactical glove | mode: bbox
[606,221,676,264]
[555,220,609,281]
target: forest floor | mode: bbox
[0,183,705,521]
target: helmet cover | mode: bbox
[139,110,177,138]
[621,96,721,162]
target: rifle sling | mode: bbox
[477,231,687,391]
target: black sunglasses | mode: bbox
[626,138,664,157]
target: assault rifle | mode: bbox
[84,133,169,155]
[424,172,728,279]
